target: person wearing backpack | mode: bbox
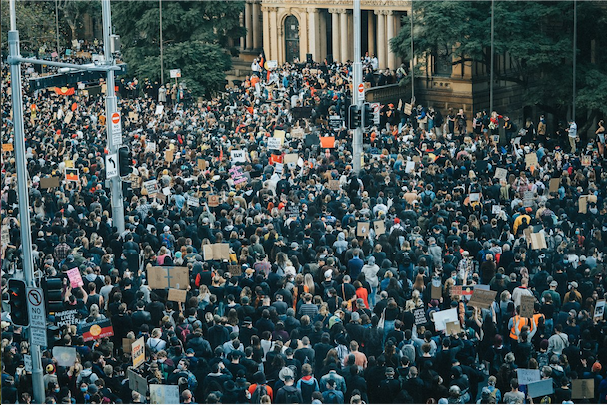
[275,374,303,404]
[249,371,274,404]
[421,185,435,208]
[322,379,345,404]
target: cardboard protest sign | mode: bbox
[52,346,77,367]
[197,158,207,170]
[128,111,139,121]
[517,368,541,385]
[525,153,538,168]
[572,379,595,399]
[128,369,148,396]
[495,167,508,181]
[143,180,159,195]
[78,319,114,342]
[147,266,189,290]
[328,180,340,190]
[527,379,554,398]
[450,285,474,300]
[66,268,84,288]
[520,295,535,318]
[2,143,14,152]
[267,137,282,150]
[187,195,200,207]
[357,222,370,237]
[405,161,416,174]
[549,178,560,193]
[202,243,230,261]
[468,288,497,309]
[594,299,606,321]
[432,308,458,331]
[285,203,300,218]
[165,149,174,163]
[40,177,60,189]
[284,153,298,165]
[230,149,246,163]
[581,155,591,167]
[150,384,180,404]
[445,321,462,335]
[273,130,286,142]
[404,103,413,115]
[228,265,242,276]
[123,338,135,353]
[373,220,386,236]
[523,191,535,207]
[145,142,157,153]
[155,105,164,115]
[132,336,145,368]
[320,136,336,149]
[530,233,547,250]
[167,288,187,303]
[413,308,428,325]
[290,128,305,138]
[208,194,219,207]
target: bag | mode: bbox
[324,390,340,404]
[177,324,191,343]
[378,309,386,329]
[283,388,299,404]
[422,191,433,207]
[161,233,172,250]
[251,384,268,404]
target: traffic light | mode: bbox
[122,180,133,201]
[43,278,64,314]
[348,105,361,129]
[8,279,29,326]
[363,103,374,129]
[118,146,133,177]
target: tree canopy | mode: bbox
[390,1,607,128]
[112,1,245,97]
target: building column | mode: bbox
[308,9,319,62]
[245,2,253,50]
[340,10,348,63]
[299,9,308,63]
[252,1,261,50]
[319,11,327,61]
[387,11,396,70]
[269,7,279,62]
[330,9,340,62]
[367,10,375,57]
[347,11,353,62]
[240,11,246,50]
[375,10,386,70]
[262,7,270,59]
[394,12,402,67]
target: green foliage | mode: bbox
[1,1,58,53]
[390,1,607,121]
[113,0,245,97]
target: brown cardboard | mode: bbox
[328,180,340,190]
[445,320,462,335]
[468,289,497,309]
[122,337,135,353]
[572,379,594,399]
[147,266,189,290]
[431,285,443,299]
[549,178,560,193]
[525,153,538,168]
[228,265,242,276]
[167,288,187,303]
[530,233,547,250]
[374,220,386,235]
[357,222,370,237]
[40,177,60,189]
[208,195,219,207]
[197,159,207,170]
[203,243,231,261]
[519,295,535,318]
[165,149,174,163]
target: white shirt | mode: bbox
[568,122,577,138]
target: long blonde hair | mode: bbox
[304,273,315,295]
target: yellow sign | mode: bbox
[132,336,145,368]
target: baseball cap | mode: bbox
[550,280,558,287]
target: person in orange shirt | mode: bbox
[248,371,274,402]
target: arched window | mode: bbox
[284,15,300,63]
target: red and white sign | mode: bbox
[111,112,122,145]
[357,83,365,102]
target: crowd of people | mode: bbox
[1,39,607,404]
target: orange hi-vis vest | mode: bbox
[510,315,529,340]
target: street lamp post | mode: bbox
[572,0,577,122]
[160,0,164,85]
[490,0,494,113]
[352,0,363,173]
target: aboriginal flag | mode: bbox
[269,154,283,165]
[54,87,75,96]
[78,319,114,342]
[65,168,79,182]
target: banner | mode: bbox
[78,319,114,342]
[55,309,78,327]
[54,87,75,96]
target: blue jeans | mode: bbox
[370,286,377,308]
[383,320,396,345]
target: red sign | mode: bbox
[358,83,364,94]
[111,112,120,124]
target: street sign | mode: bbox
[357,83,365,102]
[106,153,118,178]
[371,102,380,125]
[27,288,46,329]
[111,112,122,145]
[30,326,48,347]
[23,354,32,372]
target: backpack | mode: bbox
[177,323,192,343]
[283,387,300,404]
[422,191,433,207]
[161,233,172,250]
[324,390,340,404]
[80,372,94,385]
[251,384,268,404]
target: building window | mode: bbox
[284,15,300,63]
[434,46,452,77]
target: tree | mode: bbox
[55,0,101,43]
[1,1,58,54]
[390,1,607,132]
[112,1,245,97]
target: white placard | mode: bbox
[517,368,541,385]
[595,300,606,320]
[143,180,159,195]
[150,384,180,404]
[155,105,164,115]
[23,354,32,372]
[492,205,501,214]
[187,195,200,207]
[230,149,246,163]
[169,69,181,78]
[267,137,282,150]
[432,308,458,331]
[405,161,416,173]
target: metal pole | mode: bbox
[410,0,414,102]
[490,0,494,113]
[572,0,576,122]
[55,0,61,55]
[159,0,164,85]
[102,0,125,234]
[352,0,363,174]
[8,0,45,402]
